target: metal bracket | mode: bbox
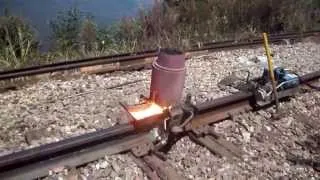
[254,86,300,107]
[168,95,196,134]
[168,106,184,127]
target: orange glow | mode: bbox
[129,102,164,120]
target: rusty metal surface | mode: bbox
[0,133,150,180]
[150,48,186,106]
[189,125,243,161]
[0,124,135,172]
[0,51,157,81]
[142,154,186,180]
[207,128,244,158]
[189,100,252,130]
[192,30,320,48]
[130,153,161,180]
[131,152,185,180]
[194,91,253,114]
[189,134,240,161]
[299,71,320,83]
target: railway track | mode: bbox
[0,30,319,81]
[0,70,318,180]
[0,31,319,179]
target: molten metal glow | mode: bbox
[129,103,164,120]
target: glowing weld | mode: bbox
[129,103,164,120]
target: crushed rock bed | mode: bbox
[168,89,320,180]
[0,42,319,179]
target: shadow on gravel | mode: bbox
[300,134,320,153]
[286,154,320,172]
[287,133,320,172]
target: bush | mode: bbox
[43,1,320,59]
[108,0,189,51]
[0,14,38,69]
[49,8,83,53]
[1,1,319,70]
[166,0,319,36]
[79,18,98,53]
[111,0,320,52]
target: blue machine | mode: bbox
[262,67,300,90]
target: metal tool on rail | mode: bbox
[114,48,319,178]
[253,66,300,105]
[118,47,320,179]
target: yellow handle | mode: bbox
[262,32,279,111]
[262,33,276,82]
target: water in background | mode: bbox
[0,0,153,50]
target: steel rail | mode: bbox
[0,133,150,180]
[0,51,157,81]
[0,71,318,179]
[188,32,320,53]
[0,30,319,81]
[0,124,135,175]
[192,30,320,48]
[189,71,320,129]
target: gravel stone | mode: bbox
[0,41,319,179]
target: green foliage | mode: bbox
[49,8,92,55]
[1,1,320,70]
[49,8,82,52]
[96,26,113,49]
[49,8,105,57]
[107,1,187,51]
[70,0,320,53]
[0,14,37,69]
[79,18,98,53]
[163,0,319,39]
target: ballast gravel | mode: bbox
[0,41,319,179]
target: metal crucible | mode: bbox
[150,48,186,107]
